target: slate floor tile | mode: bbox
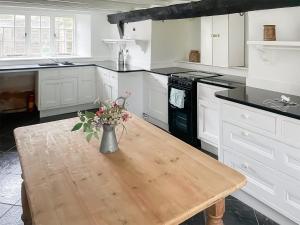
[0,203,12,218]
[255,210,279,225]
[0,173,22,205]
[0,152,22,176]
[181,212,205,225]
[224,196,258,225]
[0,206,23,225]
[0,135,16,152]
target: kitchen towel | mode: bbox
[169,88,186,109]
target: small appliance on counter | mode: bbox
[168,71,219,146]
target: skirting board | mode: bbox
[143,113,169,132]
[39,103,97,118]
[232,190,297,225]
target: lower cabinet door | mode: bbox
[40,80,61,109]
[79,78,96,104]
[61,78,78,106]
[103,82,113,101]
[198,100,219,147]
[144,74,168,124]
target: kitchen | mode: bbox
[0,1,300,225]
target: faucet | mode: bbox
[48,58,60,64]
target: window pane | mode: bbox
[41,16,50,28]
[65,30,73,41]
[15,15,25,27]
[64,18,73,29]
[15,41,25,55]
[0,28,3,41]
[0,15,14,27]
[41,28,50,42]
[54,17,74,55]
[31,16,40,28]
[66,41,72,54]
[3,28,14,41]
[3,41,14,55]
[31,28,40,43]
[15,28,25,41]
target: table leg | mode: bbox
[21,178,32,225]
[205,199,225,225]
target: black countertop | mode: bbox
[95,61,145,73]
[149,67,196,76]
[216,86,300,120]
[198,75,246,89]
[0,60,145,73]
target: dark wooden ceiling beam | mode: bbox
[108,0,300,24]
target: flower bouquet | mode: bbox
[72,95,130,153]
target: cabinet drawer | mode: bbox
[224,151,300,224]
[222,103,276,134]
[197,83,227,103]
[223,122,300,181]
[224,151,280,210]
[280,118,300,148]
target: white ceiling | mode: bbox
[0,0,197,11]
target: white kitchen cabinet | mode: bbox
[61,78,78,106]
[201,14,244,67]
[40,80,61,109]
[38,67,96,115]
[219,100,300,225]
[143,72,168,126]
[197,83,227,150]
[96,68,118,102]
[78,67,96,104]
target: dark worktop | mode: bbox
[149,67,196,76]
[216,86,300,120]
[198,75,246,89]
[0,60,144,73]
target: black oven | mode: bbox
[168,76,198,146]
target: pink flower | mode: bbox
[96,107,105,116]
[122,112,130,122]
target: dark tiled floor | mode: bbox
[0,111,279,225]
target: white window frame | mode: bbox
[0,10,77,59]
[0,14,26,57]
[54,16,76,56]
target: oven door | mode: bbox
[168,84,194,144]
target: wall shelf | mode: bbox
[247,41,300,50]
[102,39,136,44]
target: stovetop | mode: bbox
[171,71,220,80]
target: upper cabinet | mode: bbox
[201,14,245,67]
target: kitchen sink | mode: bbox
[38,63,59,66]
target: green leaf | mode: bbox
[86,133,93,142]
[80,115,85,122]
[83,123,89,132]
[85,111,95,119]
[71,123,83,132]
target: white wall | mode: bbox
[151,18,201,68]
[247,7,300,96]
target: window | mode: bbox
[30,16,51,56]
[0,14,25,57]
[55,17,74,55]
[0,14,76,58]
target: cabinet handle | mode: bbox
[241,131,250,137]
[211,34,220,38]
[241,114,250,119]
[241,163,249,170]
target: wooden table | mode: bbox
[14,116,246,225]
